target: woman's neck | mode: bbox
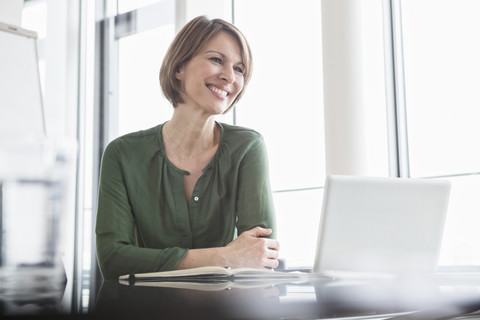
[163,111,219,160]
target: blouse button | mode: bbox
[193,196,199,202]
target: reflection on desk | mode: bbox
[2,273,480,319]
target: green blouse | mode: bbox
[95,122,276,279]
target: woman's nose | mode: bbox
[221,66,235,83]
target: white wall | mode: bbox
[0,0,23,26]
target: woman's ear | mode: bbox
[175,65,184,80]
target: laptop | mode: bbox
[312,175,451,276]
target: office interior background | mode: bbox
[4,0,480,312]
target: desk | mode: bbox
[2,273,480,319]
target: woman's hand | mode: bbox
[223,226,280,269]
[174,227,280,270]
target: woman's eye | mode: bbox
[210,57,222,64]
[234,66,245,74]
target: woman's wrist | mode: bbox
[175,246,230,270]
[212,246,230,267]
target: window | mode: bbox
[399,0,480,266]
[117,25,175,136]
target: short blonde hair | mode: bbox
[159,16,253,111]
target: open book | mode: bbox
[119,266,318,291]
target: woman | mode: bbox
[96,16,279,280]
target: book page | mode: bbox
[120,266,311,282]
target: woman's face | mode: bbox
[176,31,245,115]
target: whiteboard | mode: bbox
[0,22,45,137]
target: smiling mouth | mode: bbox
[208,85,228,97]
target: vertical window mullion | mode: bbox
[382,0,410,178]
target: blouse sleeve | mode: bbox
[234,135,277,238]
[95,140,188,280]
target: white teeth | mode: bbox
[209,85,228,97]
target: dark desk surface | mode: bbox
[2,273,480,319]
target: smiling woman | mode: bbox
[173,32,245,116]
[95,16,279,280]
[159,16,252,111]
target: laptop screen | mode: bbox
[313,175,451,275]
